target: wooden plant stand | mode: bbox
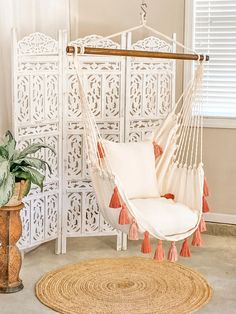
[0,203,24,293]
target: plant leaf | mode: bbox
[12,157,52,174]
[3,131,14,144]
[19,144,55,158]
[0,173,15,207]
[0,160,9,185]
[0,147,8,159]
[13,171,31,180]
[17,166,45,190]
[3,131,16,159]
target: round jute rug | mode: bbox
[36,257,212,314]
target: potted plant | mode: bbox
[0,130,54,207]
[0,130,55,293]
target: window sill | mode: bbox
[203,117,236,129]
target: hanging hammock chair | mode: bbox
[72,28,210,261]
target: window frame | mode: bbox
[184,0,236,129]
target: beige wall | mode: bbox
[203,128,236,215]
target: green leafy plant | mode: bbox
[0,130,55,207]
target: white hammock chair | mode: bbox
[72,27,210,261]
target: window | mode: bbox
[186,0,236,121]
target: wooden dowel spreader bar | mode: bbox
[66,46,209,61]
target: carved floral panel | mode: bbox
[126,36,175,141]
[15,33,61,249]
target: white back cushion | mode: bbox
[104,140,160,199]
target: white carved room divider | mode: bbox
[61,34,127,253]
[12,30,176,254]
[12,30,63,254]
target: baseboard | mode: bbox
[204,213,236,225]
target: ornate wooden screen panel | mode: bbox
[62,35,126,252]
[125,34,176,142]
[12,31,63,253]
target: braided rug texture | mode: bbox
[36,257,212,314]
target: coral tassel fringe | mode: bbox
[118,204,130,225]
[97,142,105,158]
[154,240,165,261]
[162,193,175,200]
[199,216,207,233]
[192,228,203,247]
[168,242,178,262]
[109,186,121,208]
[202,196,210,213]
[203,177,209,197]
[128,220,139,240]
[141,231,152,254]
[153,141,163,159]
[180,238,191,257]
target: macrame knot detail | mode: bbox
[109,186,121,208]
[97,142,105,159]
[162,193,175,200]
[153,141,163,159]
[128,219,139,240]
[141,231,152,254]
[154,240,165,261]
[118,204,130,225]
[168,241,178,262]
[192,228,203,247]
[180,238,191,257]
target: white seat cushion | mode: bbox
[129,197,198,236]
[104,140,160,199]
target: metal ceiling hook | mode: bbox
[140,0,147,24]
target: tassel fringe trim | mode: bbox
[153,141,163,159]
[141,231,152,254]
[180,238,191,257]
[109,186,121,208]
[168,241,178,262]
[154,240,165,261]
[128,220,139,240]
[118,204,130,225]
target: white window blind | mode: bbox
[193,0,236,117]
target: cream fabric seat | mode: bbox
[129,197,198,237]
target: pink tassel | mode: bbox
[192,228,203,247]
[162,193,175,200]
[97,142,105,158]
[154,240,165,261]
[202,196,210,213]
[203,177,209,197]
[118,204,130,225]
[168,241,178,262]
[153,141,163,159]
[109,186,121,208]
[141,231,152,254]
[180,238,191,257]
[199,216,207,233]
[128,220,139,240]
